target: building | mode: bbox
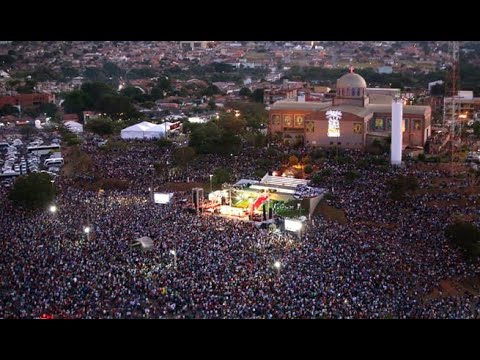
[378,66,393,74]
[443,91,480,123]
[82,111,100,124]
[0,93,55,109]
[268,71,431,148]
[63,113,80,123]
[179,41,208,51]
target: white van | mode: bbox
[44,158,64,167]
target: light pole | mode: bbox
[49,205,57,214]
[273,260,281,277]
[209,174,213,193]
[170,249,177,270]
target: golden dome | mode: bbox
[337,72,367,89]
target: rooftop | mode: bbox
[270,100,332,111]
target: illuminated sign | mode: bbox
[154,193,173,204]
[326,110,342,137]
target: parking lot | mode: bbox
[0,133,63,187]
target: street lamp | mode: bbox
[209,174,213,193]
[84,226,91,241]
[170,249,177,270]
[49,205,57,213]
[273,260,281,276]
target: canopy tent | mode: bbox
[143,122,179,139]
[144,124,168,139]
[131,236,154,250]
[64,120,84,133]
[120,121,156,140]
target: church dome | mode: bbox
[337,72,367,89]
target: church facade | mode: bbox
[268,71,431,149]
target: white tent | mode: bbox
[120,121,156,140]
[144,124,170,139]
[131,236,154,250]
[65,120,83,133]
[188,117,207,124]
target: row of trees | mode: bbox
[284,65,447,90]
[238,88,265,103]
[63,82,141,120]
[185,104,268,155]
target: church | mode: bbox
[268,70,431,149]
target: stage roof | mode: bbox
[260,174,309,188]
[234,179,260,187]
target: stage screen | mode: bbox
[326,110,342,138]
[154,193,173,204]
[284,218,302,232]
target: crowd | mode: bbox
[294,184,325,199]
[1,140,480,319]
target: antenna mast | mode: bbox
[450,41,459,176]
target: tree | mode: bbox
[38,103,58,118]
[217,132,242,155]
[189,122,222,154]
[0,104,20,116]
[150,87,165,101]
[0,54,15,65]
[84,67,107,82]
[8,173,56,210]
[288,155,299,166]
[217,112,247,134]
[430,83,445,96]
[304,165,313,174]
[16,80,36,94]
[345,170,360,183]
[251,88,264,103]
[445,222,480,259]
[19,125,39,139]
[473,122,480,138]
[102,61,123,78]
[207,99,217,111]
[202,85,221,96]
[81,82,116,109]
[120,86,144,101]
[213,167,234,184]
[225,100,267,130]
[239,87,252,97]
[96,95,138,120]
[85,117,115,136]
[310,173,323,186]
[302,155,311,165]
[60,65,79,79]
[172,146,196,167]
[156,77,171,91]
[63,90,89,115]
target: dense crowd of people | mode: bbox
[1,136,480,319]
